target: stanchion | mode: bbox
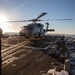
[0,28,2,75]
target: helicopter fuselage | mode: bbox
[19,23,45,37]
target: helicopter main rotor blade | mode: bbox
[48,19,73,21]
[6,19,42,23]
[6,18,73,23]
[36,12,47,20]
[32,12,47,23]
[7,20,32,22]
[40,19,73,21]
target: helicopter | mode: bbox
[7,12,73,38]
[19,12,55,38]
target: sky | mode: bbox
[0,0,75,34]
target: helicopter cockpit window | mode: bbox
[37,23,44,27]
[37,23,41,27]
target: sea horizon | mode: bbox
[4,32,75,36]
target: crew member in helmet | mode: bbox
[56,35,68,59]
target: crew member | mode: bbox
[56,38,61,52]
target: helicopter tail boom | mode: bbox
[46,29,55,31]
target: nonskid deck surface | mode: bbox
[2,35,75,75]
[1,36,59,75]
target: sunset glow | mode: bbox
[0,14,12,33]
